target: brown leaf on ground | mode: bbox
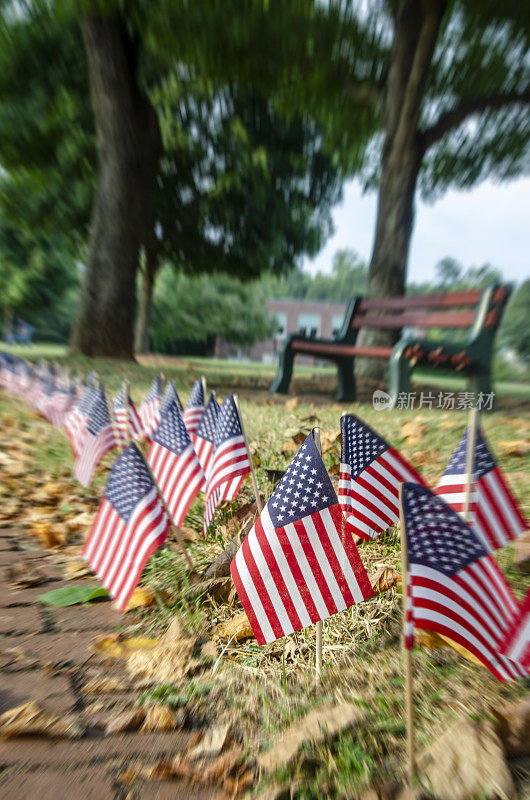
[401,420,428,444]
[188,724,231,760]
[140,705,181,732]
[0,701,84,739]
[180,525,199,542]
[212,612,254,642]
[369,567,402,594]
[82,675,130,694]
[63,560,92,580]
[285,397,299,411]
[125,586,155,611]
[65,511,93,532]
[128,615,198,684]
[30,521,68,548]
[498,439,530,457]
[5,563,47,587]
[104,708,146,735]
[415,630,484,667]
[93,634,158,659]
[258,702,365,772]
[320,428,340,454]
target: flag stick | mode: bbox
[233,394,263,514]
[201,375,207,401]
[463,406,479,524]
[313,426,323,684]
[399,483,415,784]
[106,388,126,453]
[123,380,132,445]
[135,442,195,571]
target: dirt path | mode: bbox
[0,524,221,800]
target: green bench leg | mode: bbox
[270,343,295,395]
[389,349,412,402]
[336,357,356,402]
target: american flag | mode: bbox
[83,443,170,611]
[113,385,144,446]
[231,433,373,645]
[500,590,530,669]
[147,400,205,525]
[203,394,250,534]
[63,381,99,457]
[74,386,117,488]
[183,378,205,438]
[339,414,425,540]
[436,426,528,551]
[139,375,163,438]
[402,482,528,682]
[159,380,182,419]
[194,392,220,476]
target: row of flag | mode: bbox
[0,352,528,681]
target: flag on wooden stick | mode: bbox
[147,400,205,526]
[113,385,143,446]
[231,433,373,645]
[436,425,528,551]
[402,482,528,682]
[183,378,205,438]
[194,392,220,477]
[160,381,182,418]
[203,394,251,534]
[63,380,99,457]
[83,443,170,611]
[74,385,117,488]
[139,375,163,438]
[339,414,425,540]
[500,589,530,670]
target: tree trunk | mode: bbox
[361,0,447,379]
[70,7,161,358]
[135,239,160,354]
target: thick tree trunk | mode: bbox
[70,7,161,358]
[361,0,446,378]
[134,241,160,354]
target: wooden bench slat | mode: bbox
[350,310,476,330]
[358,289,483,312]
[292,340,393,358]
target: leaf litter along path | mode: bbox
[0,524,224,800]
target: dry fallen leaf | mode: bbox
[0,701,84,739]
[93,634,158,659]
[212,612,254,642]
[83,676,130,694]
[285,397,299,411]
[105,708,145,735]
[415,629,484,667]
[370,566,402,594]
[30,521,68,549]
[6,563,47,588]
[281,440,298,455]
[128,616,198,683]
[498,439,530,457]
[188,723,231,760]
[125,586,155,611]
[63,560,92,580]
[401,420,428,444]
[140,705,180,732]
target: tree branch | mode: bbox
[421,87,530,151]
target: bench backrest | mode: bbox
[344,285,510,335]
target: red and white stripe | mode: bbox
[139,398,161,438]
[203,435,250,533]
[83,488,169,611]
[408,558,528,682]
[231,503,373,645]
[115,400,144,446]
[437,468,528,551]
[74,426,116,488]
[194,436,214,477]
[183,406,204,437]
[500,590,530,669]
[339,448,425,540]
[147,440,205,526]
[64,408,89,457]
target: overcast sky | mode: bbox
[304,177,530,285]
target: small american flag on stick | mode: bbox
[83,443,170,611]
[183,378,205,438]
[160,381,182,418]
[500,590,530,669]
[402,482,528,682]
[147,400,205,526]
[339,414,425,540]
[436,425,528,551]
[139,375,163,438]
[74,386,117,488]
[231,433,373,645]
[63,380,99,457]
[203,394,251,534]
[113,385,143,446]
[194,392,220,477]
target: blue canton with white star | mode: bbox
[186,379,204,410]
[341,414,388,480]
[443,426,495,479]
[113,385,125,411]
[268,433,337,527]
[86,387,112,436]
[213,395,242,449]
[78,382,99,415]
[152,400,191,455]
[105,443,154,522]
[196,393,220,443]
[403,482,487,577]
[160,381,182,417]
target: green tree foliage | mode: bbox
[150,266,275,354]
[264,249,367,302]
[499,280,530,362]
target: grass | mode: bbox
[1,344,529,797]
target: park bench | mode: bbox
[269,284,511,402]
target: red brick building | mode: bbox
[216,298,347,363]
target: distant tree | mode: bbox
[306,249,368,302]
[435,257,463,288]
[150,267,275,355]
